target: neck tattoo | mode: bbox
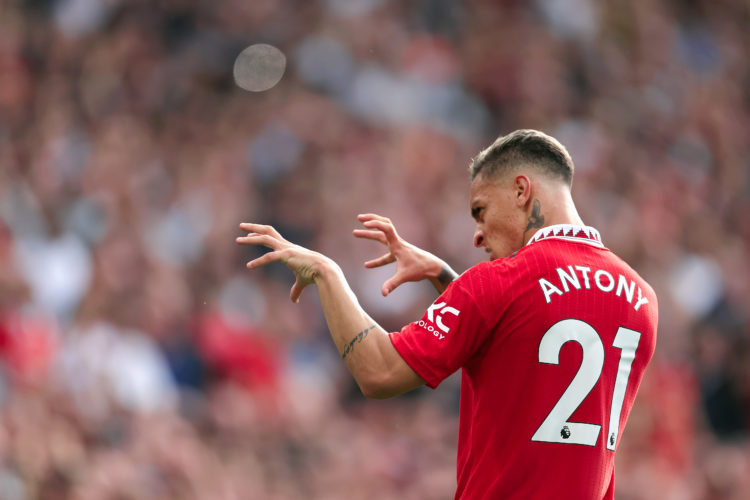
[525,199,545,232]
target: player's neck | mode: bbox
[546,202,585,228]
[522,190,585,245]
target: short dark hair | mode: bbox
[469,129,574,186]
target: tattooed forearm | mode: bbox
[525,199,545,231]
[341,325,376,359]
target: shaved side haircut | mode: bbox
[470,129,575,187]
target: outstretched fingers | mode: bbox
[237,222,294,252]
[245,250,284,269]
[352,229,387,244]
[360,219,399,244]
[290,277,309,303]
[357,213,391,224]
[237,223,325,306]
[236,232,284,251]
[364,252,396,268]
[381,272,408,297]
[239,222,283,239]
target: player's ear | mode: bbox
[513,175,531,207]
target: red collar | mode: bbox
[526,224,604,248]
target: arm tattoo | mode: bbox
[525,199,545,231]
[341,324,376,359]
[436,265,458,288]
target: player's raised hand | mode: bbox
[353,213,457,296]
[236,223,333,303]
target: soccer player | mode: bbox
[236,129,658,499]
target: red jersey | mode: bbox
[390,225,658,499]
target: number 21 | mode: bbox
[531,319,641,451]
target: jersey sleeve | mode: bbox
[389,263,502,388]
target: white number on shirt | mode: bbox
[531,319,641,450]
[607,327,641,450]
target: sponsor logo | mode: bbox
[419,301,460,339]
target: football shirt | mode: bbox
[390,225,658,499]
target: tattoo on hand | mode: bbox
[437,265,458,287]
[341,325,376,359]
[525,199,545,231]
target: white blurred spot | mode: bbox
[233,44,286,92]
[54,0,116,38]
[15,233,92,320]
[669,254,723,318]
[535,0,599,41]
[60,322,178,416]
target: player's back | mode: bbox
[454,228,658,499]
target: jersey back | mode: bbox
[390,226,658,499]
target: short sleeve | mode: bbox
[389,263,502,388]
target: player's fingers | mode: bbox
[245,250,283,269]
[239,222,284,240]
[236,233,283,251]
[352,229,387,244]
[362,219,399,244]
[364,253,396,268]
[357,213,392,224]
[382,274,407,297]
[290,277,307,303]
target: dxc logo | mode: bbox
[426,302,461,334]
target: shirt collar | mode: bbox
[526,224,604,248]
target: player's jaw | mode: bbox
[486,244,507,261]
[478,237,507,261]
[484,230,527,260]
[475,231,507,261]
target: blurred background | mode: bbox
[0,0,748,498]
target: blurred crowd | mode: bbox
[0,0,748,498]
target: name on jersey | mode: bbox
[538,265,649,311]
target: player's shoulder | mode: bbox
[529,237,658,305]
[452,255,522,291]
[601,246,656,293]
[444,260,513,314]
[514,236,651,284]
[515,234,613,269]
